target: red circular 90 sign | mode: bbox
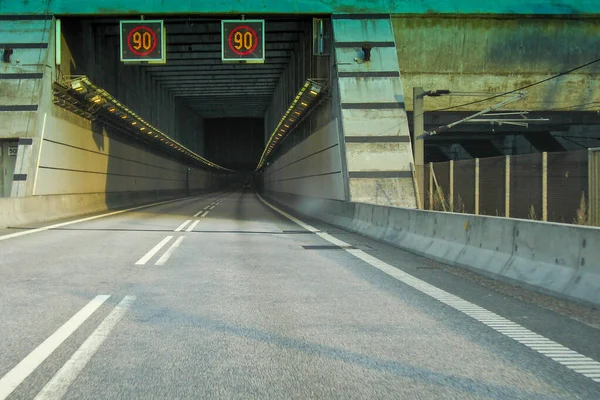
[127,26,157,56]
[228,26,258,56]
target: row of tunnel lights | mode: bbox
[68,77,232,172]
[256,80,324,170]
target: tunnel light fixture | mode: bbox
[54,76,235,173]
[256,79,327,171]
[71,79,85,92]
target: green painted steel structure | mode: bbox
[1,0,599,15]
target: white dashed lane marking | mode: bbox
[185,220,200,232]
[257,194,600,384]
[0,296,110,400]
[174,220,191,232]
[156,237,185,266]
[33,296,136,400]
[135,236,173,265]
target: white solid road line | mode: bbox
[0,296,110,400]
[174,220,192,232]
[33,296,136,400]
[0,196,199,242]
[135,236,173,265]
[156,237,185,266]
[257,194,600,384]
[186,220,200,232]
[200,211,209,218]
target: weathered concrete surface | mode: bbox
[346,142,413,171]
[1,0,599,15]
[333,16,416,209]
[264,190,600,308]
[393,16,600,112]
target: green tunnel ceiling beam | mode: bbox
[2,0,599,15]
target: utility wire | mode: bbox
[428,56,600,113]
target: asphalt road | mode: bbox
[1,190,599,399]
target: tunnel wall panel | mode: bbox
[263,119,345,200]
[35,111,212,196]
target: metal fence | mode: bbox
[415,149,600,226]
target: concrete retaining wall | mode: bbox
[34,110,214,196]
[264,190,600,308]
[262,119,345,200]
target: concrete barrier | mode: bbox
[264,190,600,308]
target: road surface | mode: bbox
[1,190,599,399]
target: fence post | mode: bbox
[542,152,548,221]
[429,162,433,210]
[449,160,454,212]
[505,155,510,218]
[410,163,422,210]
[475,158,480,215]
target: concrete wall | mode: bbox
[262,16,419,208]
[264,190,600,308]
[263,119,345,200]
[332,15,416,208]
[35,107,213,196]
[261,18,346,200]
[2,0,599,15]
[0,16,53,197]
[393,16,600,112]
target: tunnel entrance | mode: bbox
[57,16,330,172]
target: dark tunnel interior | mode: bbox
[56,15,318,172]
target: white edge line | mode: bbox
[0,295,110,400]
[156,237,185,265]
[256,194,600,384]
[174,220,192,232]
[135,236,173,265]
[0,196,200,242]
[33,296,136,400]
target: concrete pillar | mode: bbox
[331,14,416,208]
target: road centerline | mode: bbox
[0,295,110,400]
[174,220,192,232]
[33,296,136,400]
[135,236,173,265]
[156,237,185,266]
